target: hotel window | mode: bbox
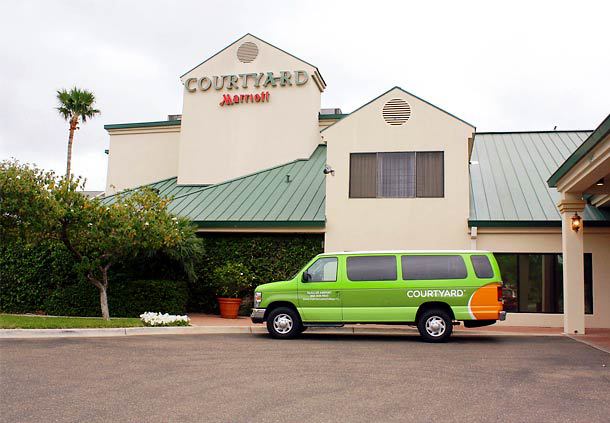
[495,253,593,314]
[349,152,444,198]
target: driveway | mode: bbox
[1,333,608,422]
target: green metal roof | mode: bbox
[103,145,326,228]
[103,129,610,230]
[104,120,181,130]
[547,114,610,187]
[105,115,344,131]
[318,113,347,120]
[469,131,610,226]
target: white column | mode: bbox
[470,226,477,250]
[558,193,586,335]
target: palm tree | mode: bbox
[56,88,100,178]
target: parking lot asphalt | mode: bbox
[1,333,608,423]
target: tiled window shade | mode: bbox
[349,153,377,198]
[350,151,443,198]
[378,152,416,198]
[416,152,444,197]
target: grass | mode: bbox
[0,314,144,329]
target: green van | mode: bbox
[251,251,505,342]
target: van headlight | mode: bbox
[254,292,262,308]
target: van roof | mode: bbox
[319,250,492,255]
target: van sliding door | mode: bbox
[341,255,406,322]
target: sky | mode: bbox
[1,0,609,191]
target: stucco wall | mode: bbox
[105,127,179,194]
[476,228,610,328]
[177,35,323,185]
[323,87,475,252]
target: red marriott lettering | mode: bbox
[220,91,270,106]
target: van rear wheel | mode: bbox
[267,307,303,339]
[417,309,453,343]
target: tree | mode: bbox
[56,87,100,178]
[61,188,201,319]
[1,160,202,319]
[0,160,58,244]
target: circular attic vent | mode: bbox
[237,41,259,63]
[382,98,411,126]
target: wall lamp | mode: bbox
[323,165,335,176]
[571,212,582,232]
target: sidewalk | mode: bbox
[2,312,609,353]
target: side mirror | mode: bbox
[302,272,311,282]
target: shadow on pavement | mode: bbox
[251,332,505,344]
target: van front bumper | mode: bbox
[251,308,266,323]
[499,311,507,321]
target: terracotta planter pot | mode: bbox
[217,297,242,319]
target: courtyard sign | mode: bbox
[184,70,309,93]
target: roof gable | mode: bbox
[321,86,475,133]
[180,33,325,87]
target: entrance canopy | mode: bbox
[547,114,610,335]
[548,114,610,204]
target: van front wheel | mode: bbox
[417,309,453,343]
[267,307,303,339]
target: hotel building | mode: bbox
[104,34,610,333]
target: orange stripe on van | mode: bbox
[468,283,503,320]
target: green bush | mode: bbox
[1,233,322,316]
[0,240,80,313]
[211,262,253,298]
[191,234,323,312]
[44,279,189,317]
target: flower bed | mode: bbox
[140,312,190,327]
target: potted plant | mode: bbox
[212,262,252,319]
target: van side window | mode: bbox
[402,255,467,280]
[470,255,494,279]
[306,257,338,282]
[346,256,397,281]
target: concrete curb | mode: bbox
[0,328,129,339]
[125,326,252,336]
[0,326,354,339]
[0,325,565,339]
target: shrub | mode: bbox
[43,279,189,317]
[211,262,253,298]
[1,233,322,316]
[190,234,323,312]
[0,240,80,313]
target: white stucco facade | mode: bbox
[323,87,474,252]
[105,124,180,193]
[178,34,324,185]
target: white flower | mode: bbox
[144,222,149,226]
[139,312,190,326]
